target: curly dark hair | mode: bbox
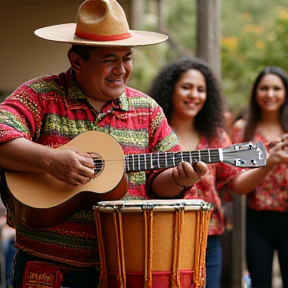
[243,66,288,141]
[148,57,226,142]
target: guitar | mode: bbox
[1,131,267,228]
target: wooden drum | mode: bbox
[93,199,212,288]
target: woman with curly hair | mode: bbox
[233,66,288,288]
[148,58,288,288]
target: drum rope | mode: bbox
[143,210,148,288]
[144,209,153,288]
[171,208,183,288]
[200,211,211,286]
[144,210,148,288]
[193,210,202,288]
[113,211,124,288]
[199,211,206,288]
[193,209,211,288]
[178,209,184,286]
[94,210,108,288]
[118,212,127,287]
[148,210,153,288]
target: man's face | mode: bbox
[75,46,133,101]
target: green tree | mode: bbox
[128,0,288,116]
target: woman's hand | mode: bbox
[267,133,288,166]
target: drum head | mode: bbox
[93,199,213,212]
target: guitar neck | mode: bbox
[124,148,222,172]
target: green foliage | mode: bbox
[221,0,288,114]
[128,0,196,94]
[128,0,288,117]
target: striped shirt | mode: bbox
[0,68,180,266]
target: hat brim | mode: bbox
[34,23,168,47]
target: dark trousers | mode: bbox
[246,208,288,288]
[205,235,222,288]
[12,250,99,288]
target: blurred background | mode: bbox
[1,0,288,117]
[0,0,287,287]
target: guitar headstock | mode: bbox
[222,141,267,168]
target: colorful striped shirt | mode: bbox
[0,68,180,267]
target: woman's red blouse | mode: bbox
[232,125,288,212]
[184,130,241,236]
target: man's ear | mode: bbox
[68,52,82,71]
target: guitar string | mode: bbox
[92,151,221,170]
[92,152,220,163]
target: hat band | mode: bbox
[75,31,132,41]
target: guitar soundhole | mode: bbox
[88,153,104,176]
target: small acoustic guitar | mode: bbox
[1,131,267,228]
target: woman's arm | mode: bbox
[232,139,288,195]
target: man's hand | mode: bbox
[47,147,95,186]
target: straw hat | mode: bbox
[35,0,168,47]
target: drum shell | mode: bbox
[94,199,212,288]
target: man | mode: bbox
[0,0,207,287]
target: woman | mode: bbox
[148,58,288,288]
[233,66,288,288]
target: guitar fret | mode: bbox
[152,154,158,169]
[165,152,167,167]
[140,154,144,171]
[138,154,144,170]
[219,148,223,162]
[138,155,141,170]
[126,156,130,171]
[208,149,211,162]
[132,154,135,171]
[200,150,210,162]
[167,152,174,167]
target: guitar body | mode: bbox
[2,131,127,228]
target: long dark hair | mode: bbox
[243,66,288,141]
[148,57,226,142]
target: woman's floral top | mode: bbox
[184,129,241,235]
[232,124,288,211]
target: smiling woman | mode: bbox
[232,66,288,288]
[149,58,288,288]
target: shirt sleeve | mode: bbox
[0,84,42,143]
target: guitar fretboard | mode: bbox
[124,149,222,172]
